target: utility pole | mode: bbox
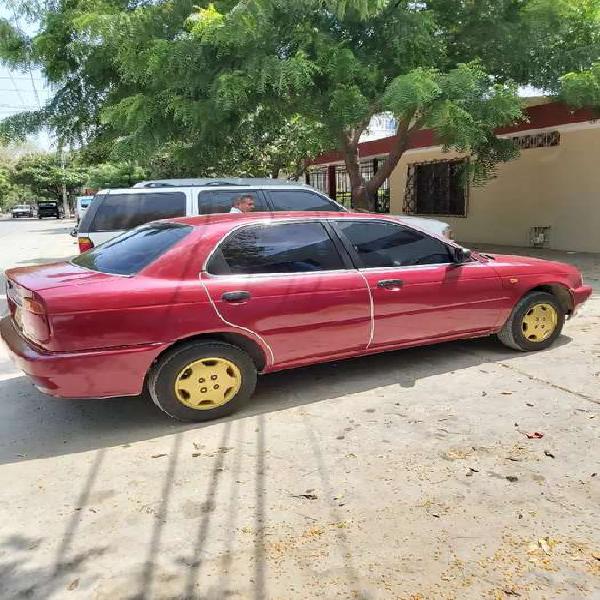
[59,146,69,218]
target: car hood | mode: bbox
[482,253,578,274]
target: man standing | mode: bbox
[230,194,255,213]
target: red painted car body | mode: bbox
[0,212,592,399]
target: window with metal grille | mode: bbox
[403,158,468,217]
[306,168,328,194]
[334,159,390,213]
[334,165,352,208]
[511,130,560,150]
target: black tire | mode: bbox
[148,341,257,421]
[497,291,564,351]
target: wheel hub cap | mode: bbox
[521,303,558,342]
[174,357,242,410]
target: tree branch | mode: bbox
[366,111,422,194]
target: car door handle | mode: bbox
[222,291,251,302]
[377,279,404,289]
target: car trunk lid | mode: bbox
[4,262,114,348]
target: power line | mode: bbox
[0,76,46,81]
[6,71,27,107]
[9,6,43,110]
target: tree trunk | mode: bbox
[365,117,414,202]
[343,136,373,211]
[270,163,282,179]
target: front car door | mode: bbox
[202,220,371,369]
[332,219,507,348]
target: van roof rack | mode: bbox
[133,177,310,189]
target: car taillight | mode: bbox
[78,237,94,253]
[8,282,50,343]
[23,296,46,315]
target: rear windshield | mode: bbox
[72,223,192,275]
[89,192,186,232]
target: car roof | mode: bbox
[132,177,314,189]
[170,211,394,227]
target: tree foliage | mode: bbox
[1,0,600,208]
[10,153,88,202]
[86,162,147,189]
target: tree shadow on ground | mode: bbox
[0,334,571,466]
[0,533,108,599]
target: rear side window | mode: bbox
[207,222,344,275]
[336,220,452,268]
[89,192,186,232]
[268,190,343,212]
[198,190,267,214]
[72,223,192,275]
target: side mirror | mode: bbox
[453,247,472,264]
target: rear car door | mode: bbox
[202,220,371,368]
[332,219,506,347]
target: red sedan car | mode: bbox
[1,212,592,421]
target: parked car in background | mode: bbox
[1,212,591,422]
[76,195,94,225]
[76,178,451,252]
[11,205,34,219]
[37,200,64,219]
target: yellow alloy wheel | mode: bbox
[174,357,242,410]
[521,303,558,343]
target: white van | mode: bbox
[75,195,95,224]
[76,178,451,252]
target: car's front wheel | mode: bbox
[497,291,564,351]
[148,341,257,421]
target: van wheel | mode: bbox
[497,291,564,351]
[148,341,257,421]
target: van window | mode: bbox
[89,192,186,231]
[72,223,192,275]
[198,190,267,214]
[268,190,343,212]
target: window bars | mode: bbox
[404,158,468,216]
[511,130,560,150]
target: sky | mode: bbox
[0,5,53,152]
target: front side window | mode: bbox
[207,222,345,275]
[73,223,191,275]
[404,159,468,216]
[268,190,343,212]
[336,220,452,268]
[198,190,267,214]
[89,192,186,231]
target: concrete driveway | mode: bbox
[0,217,599,599]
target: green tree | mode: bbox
[86,162,148,189]
[10,153,88,202]
[2,1,600,209]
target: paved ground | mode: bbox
[0,217,599,600]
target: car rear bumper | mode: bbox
[0,315,166,399]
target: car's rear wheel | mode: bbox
[148,341,257,421]
[497,291,564,351]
